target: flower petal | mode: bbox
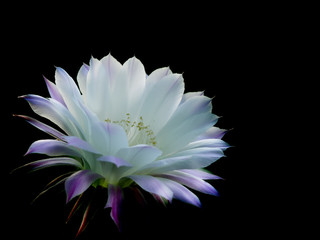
[65,170,103,202]
[26,139,82,157]
[105,184,123,229]
[101,122,129,155]
[21,94,83,137]
[145,67,172,89]
[196,126,228,140]
[182,138,230,150]
[85,57,112,120]
[128,175,173,201]
[97,156,132,168]
[158,178,201,207]
[76,63,89,96]
[180,91,204,105]
[14,115,65,139]
[137,155,194,174]
[157,95,218,155]
[122,57,146,113]
[55,67,92,132]
[140,73,185,133]
[44,76,67,107]
[179,169,223,180]
[116,144,162,170]
[172,147,225,159]
[28,157,82,170]
[63,136,100,154]
[100,54,122,88]
[157,171,219,196]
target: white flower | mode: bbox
[17,54,229,231]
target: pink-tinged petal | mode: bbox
[63,136,101,154]
[128,175,173,201]
[105,185,123,230]
[28,157,82,170]
[157,172,219,196]
[26,139,82,157]
[21,94,83,136]
[97,156,132,168]
[13,115,65,139]
[179,169,223,180]
[43,76,67,107]
[158,178,201,207]
[65,170,103,203]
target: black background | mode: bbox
[2,3,282,240]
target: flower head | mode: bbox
[17,54,229,232]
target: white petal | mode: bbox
[117,144,162,169]
[86,57,112,120]
[145,67,172,90]
[182,139,230,150]
[123,57,146,112]
[180,91,204,105]
[76,63,89,96]
[104,122,129,154]
[100,53,122,89]
[196,126,228,140]
[55,67,90,131]
[140,73,185,133]
[108,66,129,121]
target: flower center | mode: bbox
[105,113,157,146]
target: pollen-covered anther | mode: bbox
[105,113,157,146]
